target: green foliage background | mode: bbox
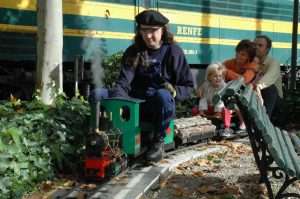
[0,96,90,199]
[102,51,123,89]
[0,52,125,198]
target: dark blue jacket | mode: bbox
[110,43,194,101]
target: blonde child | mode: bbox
[196,62,245,137]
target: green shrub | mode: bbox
[102,51,123,88]
[0,96,90,198]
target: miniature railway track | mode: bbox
[49,140,214,199]
[50,115,247,198]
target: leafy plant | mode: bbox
[102,51,123,88]
[176,92,198,118]
[0,96,90,198]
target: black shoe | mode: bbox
[146,139,164,162]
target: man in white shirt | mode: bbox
[254,35,283,118]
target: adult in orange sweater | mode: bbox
[223,39,257,84]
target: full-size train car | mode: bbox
[0,0,299,97]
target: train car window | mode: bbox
[120,106,131,122]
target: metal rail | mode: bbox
[49,139,214,198]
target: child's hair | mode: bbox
[205,62,225,81]
[235,39,256,62]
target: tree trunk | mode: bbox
[36,0,63,105]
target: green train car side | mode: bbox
[0,0,299,65]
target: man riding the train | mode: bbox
[90,10,194,162]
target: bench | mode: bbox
[213,78,300,199]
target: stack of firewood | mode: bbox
[174,116,216,144]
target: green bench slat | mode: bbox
[252,101,300,177]
[238,87,263,127]
[260,108,276,143]
[265,125,286,168]
[289,133,300,155]
[274,127,298,177]
[280,129,300,178]
[238,86,266,128]
[238,87,286,168]
[239,87,272,142]
[249,92,265,130]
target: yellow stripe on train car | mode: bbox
[0,23,36,33]
[0,23,295,49]
[0,0,36,11]
[159,8,294,34]
[63,28,134,40]
[64,1,296,34]
[63,0,138,21]
[0,0,298,34]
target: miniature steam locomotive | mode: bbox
[84,98,216,180]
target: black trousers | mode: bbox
[261,84,279,118]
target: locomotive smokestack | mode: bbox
[90,101,100,131]
[95,101,100,130]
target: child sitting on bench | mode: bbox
[195,62,245,137]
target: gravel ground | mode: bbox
[144,138,300,199]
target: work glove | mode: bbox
[163,82,176,98]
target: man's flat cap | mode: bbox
[135,10,169,26]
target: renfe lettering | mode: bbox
[176,26,202,36]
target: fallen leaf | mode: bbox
[234,145,252,154]
[258,194,269,199]
[177,164,190,170]
[115,174,128,180]
[195,159,211,166]
[159,178,168,188]
[293,181,300,189]
[172,186,188,197]
[63,180,76,187]
[159,159,169,164]
[22,193,44,199]
[79,183,97,190]
[221,184,241,195]
[203,167,218,173]
[177,166,185,170]
[218,141,234,149]
[40,181,54,192]
[192,171,205,177]
[113,175,129,185]
[173,168,184,175]
[197,185,218,194]
[258,183,268,195]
